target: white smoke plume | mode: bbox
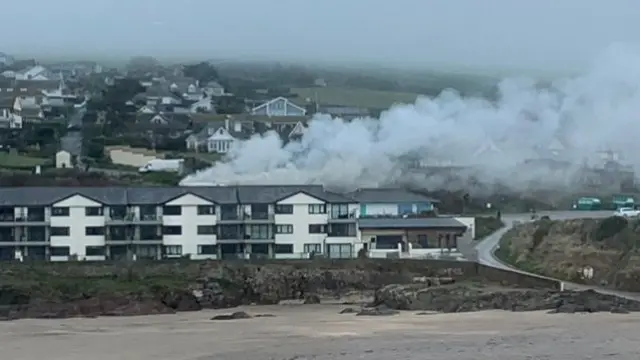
[181,45,640,193]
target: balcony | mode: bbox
[328,211,357,222]
[220,212,242,222]
[0,214,49,226]
[243,212,275,223]
[105,213,162,224]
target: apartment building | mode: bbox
[0,186,469,261]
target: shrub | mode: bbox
[531,219,553,251]
[593,216,628,242]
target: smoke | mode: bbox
[181,45,640,193]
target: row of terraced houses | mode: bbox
[0,186,474,261]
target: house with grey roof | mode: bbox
[0,185,468,262]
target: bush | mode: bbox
[531,219,553,251]
[593,216,628,242]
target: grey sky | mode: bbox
[2,0,639,72]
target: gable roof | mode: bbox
[0,186,437,206]
[251,96,307,113]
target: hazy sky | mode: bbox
[2,0,639,73]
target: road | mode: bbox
[60,107,85,168]
[475,210,640,300]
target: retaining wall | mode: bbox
[1,258,562,290]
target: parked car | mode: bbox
[613,207,640,217]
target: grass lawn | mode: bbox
[291,87,422,109]
[0,153,49,169]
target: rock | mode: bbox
[303,294,321,304]
[160,291,202,312]
[611,307,630,314]
[254,313,276,318]
[356,306,400,316]
[374,284,640,314]
[339,307,357,314]
[211,311,253,320]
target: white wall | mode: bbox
[163,194,217,259]
[275,193,327,253]
[50,195,105,260]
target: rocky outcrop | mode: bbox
[374,284,640,313]
[0,287,201,321]
[194,264,426,308]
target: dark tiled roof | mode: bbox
[0,185,351,206]
[358,217,466,229]
[14,79,60,91]
[347,188,440,203]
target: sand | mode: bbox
[1,305,639,360]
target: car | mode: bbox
[613,207,640,217]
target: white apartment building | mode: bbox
[0,186,469,262]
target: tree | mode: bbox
[216,96,246,114]
[125,56,160,75]
[183,62,219,84]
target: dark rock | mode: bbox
[211,311,253,320]
[374,284,640,314]
[339,307,357,314]
[356,306,400,316]
[160,291,202,312]
[254,313,276,317]
[611,307,630,314]
[303,294,321,304]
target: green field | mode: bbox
[291,87,421,109]
[0,153,49,169]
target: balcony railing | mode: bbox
[328,211,357,220]
[106,214,162,222]
[220,212,241,221]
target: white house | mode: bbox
[0,186,468,262]
[250,97,307,117]
[206,127,236,154]
[55,150,72,168]
[190,97,215,113]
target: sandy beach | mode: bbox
[1,305,639,360]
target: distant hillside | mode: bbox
[498,217,640,292]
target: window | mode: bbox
[274,244,293,254]
[50,246,70,257]
[51,207,69,216]
[304,243,322,254]
[198,245,217,255]
[163,206,181,216]
[162,226,182,235]
[85,206,103,216]
[398,203,413,215]
[275,224,293,234]
[248,224,271,239]
[327,244,352,259]
[85,246,105,256]
[197,205,215,215]
[85,226,104,236]
[308,224,326,234]
[197,225,216,235]
[275,204,293,214]
[164,245,182,256]
[50,226,70,236]
[417,234,432,248]
[308,204,326,214]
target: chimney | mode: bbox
[224,116,230,131]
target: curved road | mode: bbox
[474,210,640,300]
